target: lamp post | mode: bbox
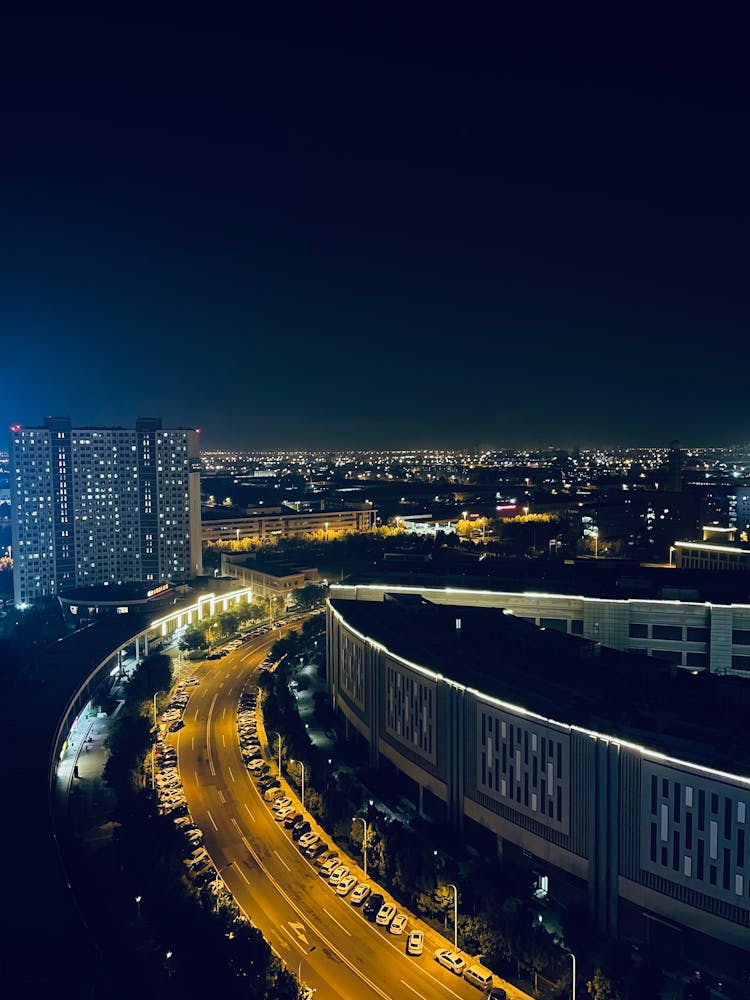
[165,950,173,978]
[569,951,577,1000]
[446,883,458,951]
[353,816,369,878]
[290,759,306,808]
[592,528,599,559]
[269,730,282,774]
[298,944,316,985]
[135,895,142,922]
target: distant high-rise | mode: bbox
[666,439,683,493]
[9,417,203,607]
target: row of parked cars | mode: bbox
[159,675,199,733]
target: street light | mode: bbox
[298,944,316,986]
[290,759,306,808]
[592,528,599,559]
[135,895,142,921]
[269,730,283,774]
[446,883,459,951]
[165,950,173,978]
[569,950,577,1000]
[353,816,369,878]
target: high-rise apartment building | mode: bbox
[9,417,203,607]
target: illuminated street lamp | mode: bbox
[298,944,316,986]
[135,895,142,921]
[592,528,599,559]
[165,950,173,978]
[569,951,577,1000]
[446,883,459,951]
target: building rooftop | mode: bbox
[330,595,750,778]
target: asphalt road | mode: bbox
[172,629,510,1000]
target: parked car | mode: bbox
[389,913,407,935]
[363,893,385,921]
[328,865,350,887]
[406,930,424,956]
[298,832,319,850]
[350,883,370,906]
[434,949,467,975]
[376,903,396,927]
[335,874,357,897]
[292,820,311,842]
[306,840,328,860]
[319,857,339,878]
[284,811,301,829]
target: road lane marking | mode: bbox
[231,817,242,834]
[288,920,309,945]
[240,828,394,1000]
[222,706,226,720]
[194,707,200,720]
[322,906,352,937]
[281,925,306,954]
[194,770,200,787]
[218,790,226,804]
[244,803,255,822]
[274,850,291,872]
[400,980,427,1000]
[235,864,250,885]
[228,766,236,782]
[222,734,226,748]
[206,693,218,776]
[207,810,219,831]
[191,737,194,751]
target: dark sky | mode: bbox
[2,12,748,450]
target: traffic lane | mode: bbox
[182,635,485,1000]
[208,687,482,1000]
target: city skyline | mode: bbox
[3,12,749,450]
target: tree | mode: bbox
[587,967,623,1000]
[292,583,326,611]
[179,623,208,651]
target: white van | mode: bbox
[464,963,494,991]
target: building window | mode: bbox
[732,629,750,645]
[686,652,708,668]
[653,624,682,641]
[629,623,648,639]
[686,626,709,642]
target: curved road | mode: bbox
[172,629,507,1000]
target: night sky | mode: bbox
[2,12,748,450]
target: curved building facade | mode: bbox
[326,584,750,966]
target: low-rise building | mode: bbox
[202,504,376,543]
[221,554,319,604]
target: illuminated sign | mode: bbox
[147,583,171,598]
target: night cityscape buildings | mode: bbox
[8,417,202,608]
[2,10,750,999]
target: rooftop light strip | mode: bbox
[329,595,750,789]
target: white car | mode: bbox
[335,874,357,897]
[298,832,319,849]
[328,865,350,887]
[389,913,407,935]
[275,806,294,822]
[434,949,466,975]
[376,903,397,927]
[273,797,292,812]
[406,930,423,956]
[319,857,339,878]
[350,883,370,906]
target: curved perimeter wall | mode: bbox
[326,585,750,960]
